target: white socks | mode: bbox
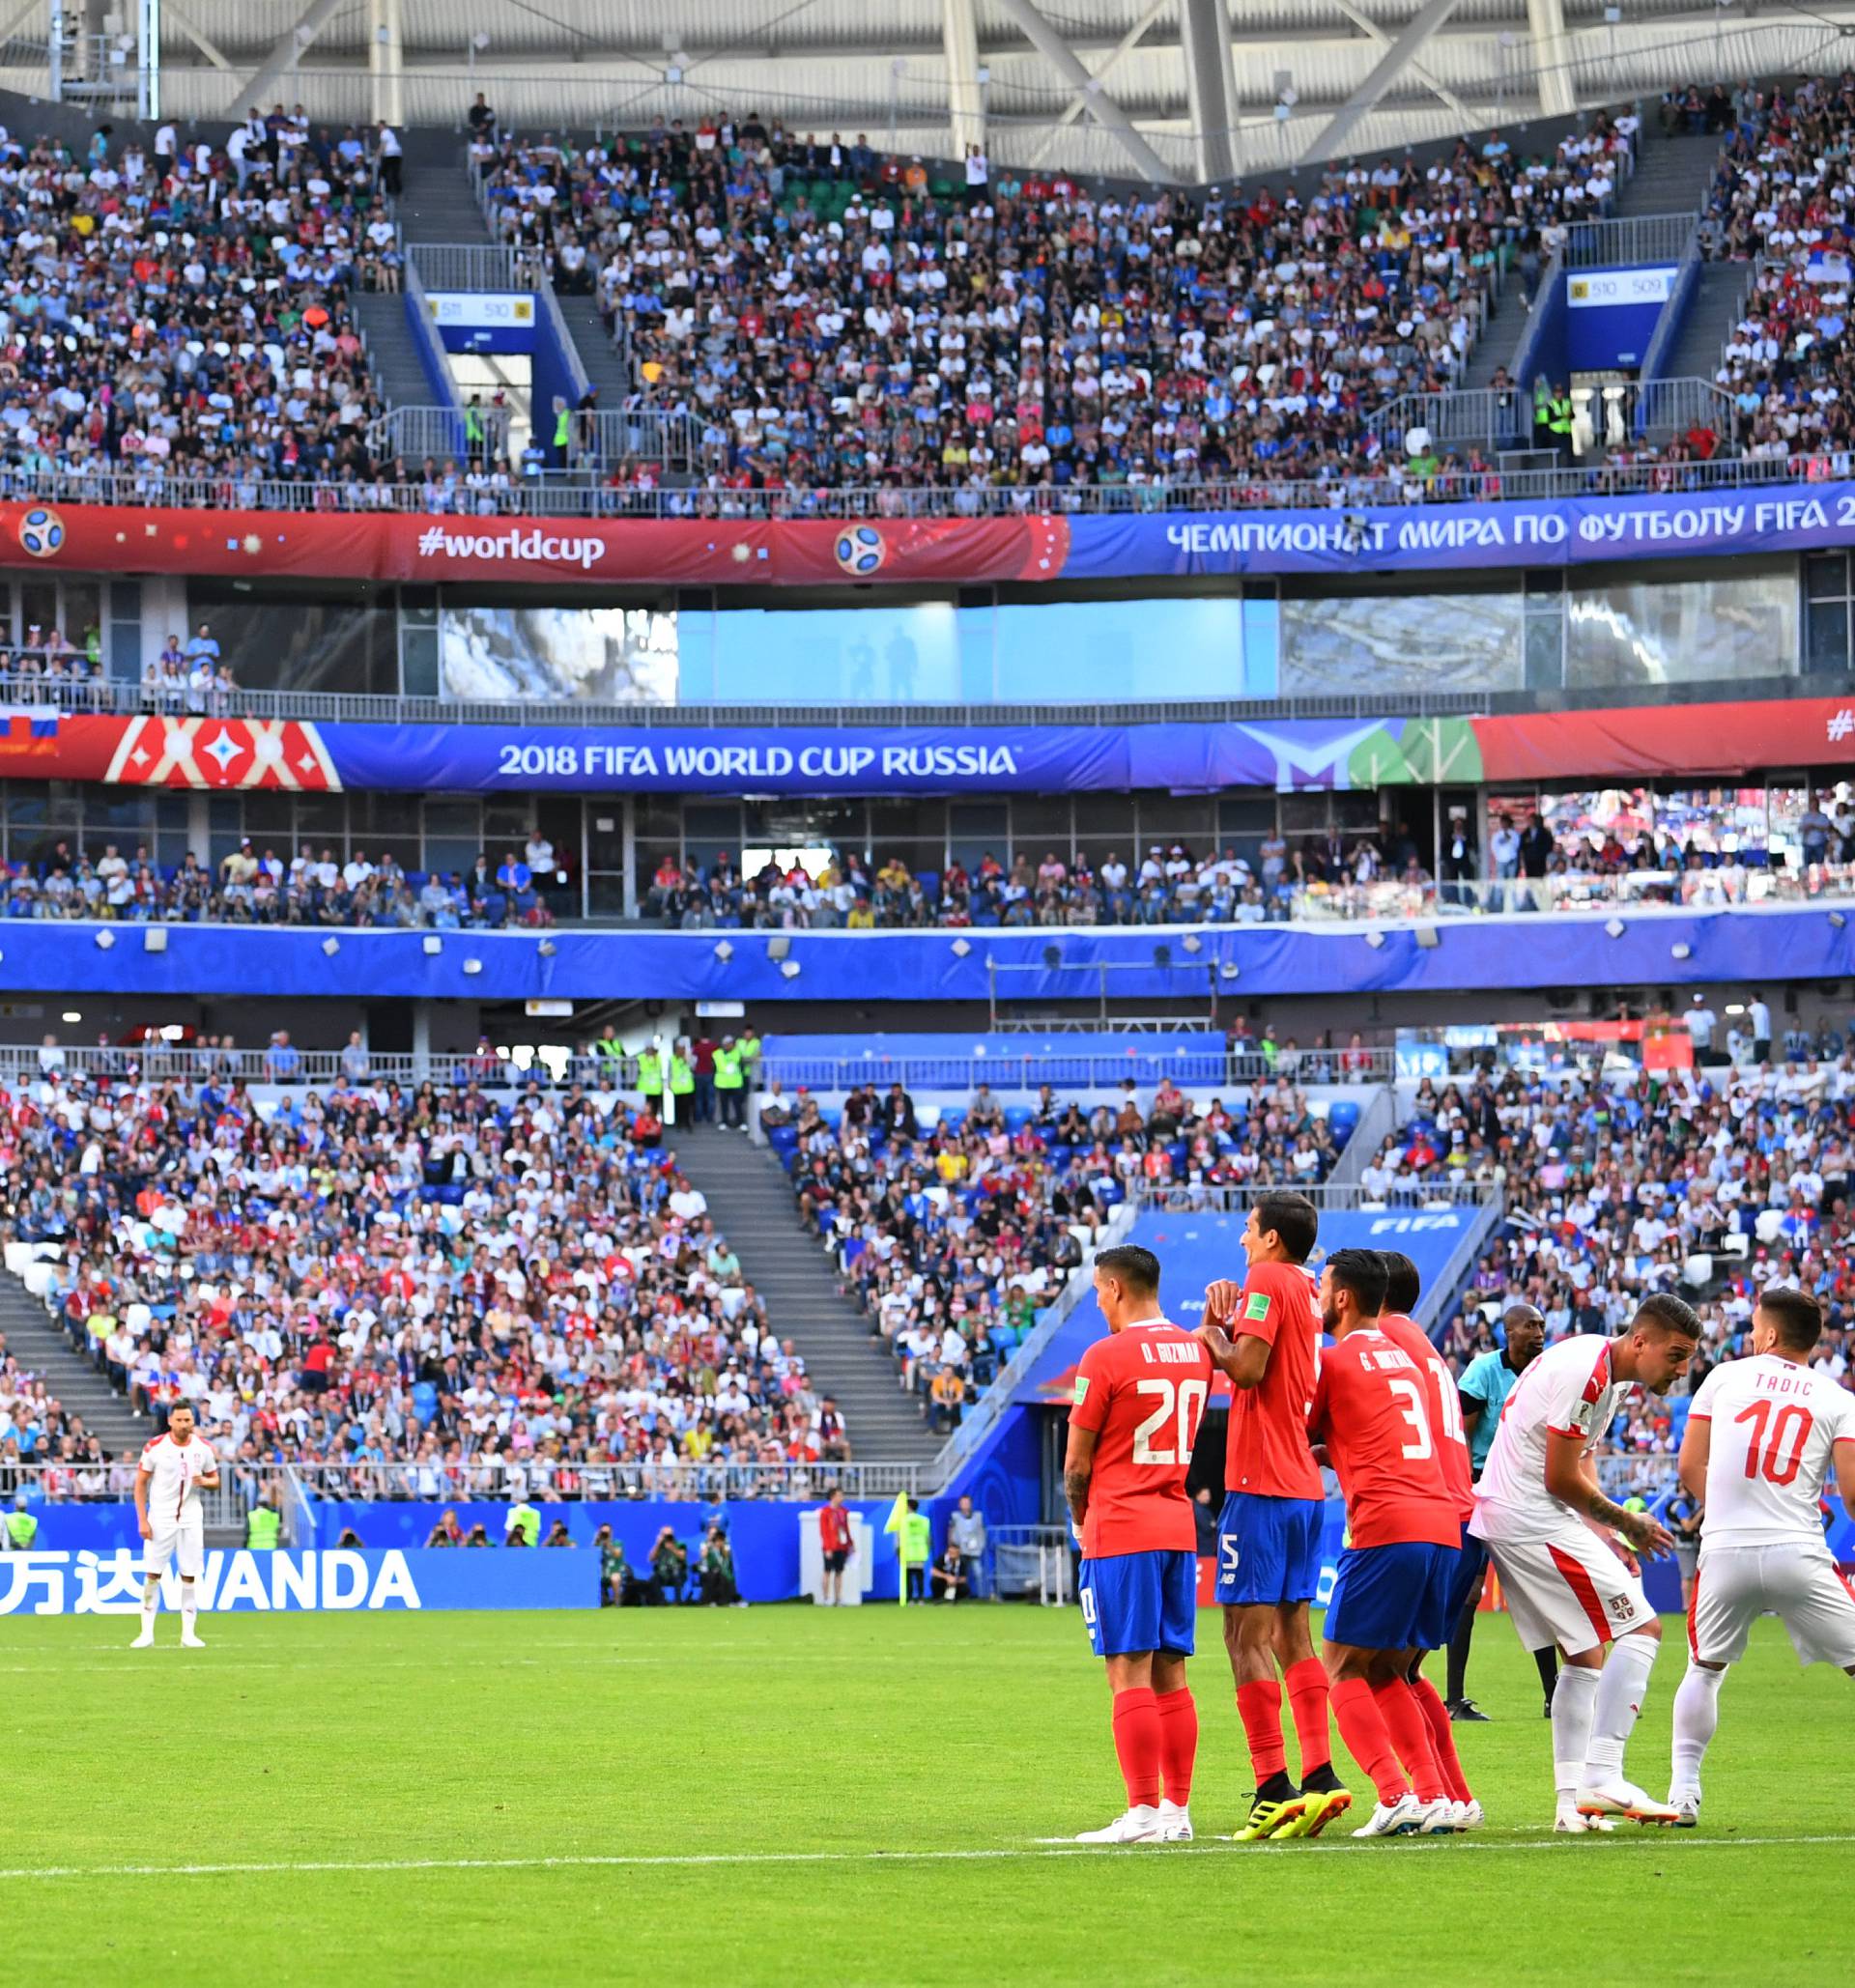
[140,1576,159,1628]
[1584,1633,1659,1782]
[1670,1661,1726,1801]
[1552,1663,1600,1799]
[181,1582,197,1638]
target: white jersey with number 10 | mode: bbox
[1689,1354,1855,1556]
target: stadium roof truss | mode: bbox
[18,0,1855,179]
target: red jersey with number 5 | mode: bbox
[1306,1327,1459,1548]
[1378,1312,1474,1521]
[1070,1321,1213,1556]
[1223,1260,1324,1500]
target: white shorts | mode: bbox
[145,1516,204,1579]
[1690,1546,1855,1669]
[1483,1526,1656,1657]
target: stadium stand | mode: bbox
[1370,1057,1855,1489]
[477,108,1641,498]
[0,117,397,492]
[0,1065,849,1494]
[776,1072,1358,1429]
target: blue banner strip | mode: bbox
[1,909,1848,1002]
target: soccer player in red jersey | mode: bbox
[1065,1243,1213,1844]
[1376,1251,1480,1828]
[1305,1248,1462,1837]
[1196,1191,1350,1841]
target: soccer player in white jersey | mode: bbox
[1668,1287,1855,1825]
[1470,1294,1700,1832]
[131,1404,220,1649]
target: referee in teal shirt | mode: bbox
[1445,1303,1555,1719]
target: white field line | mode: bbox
[1,1833,1850,1884]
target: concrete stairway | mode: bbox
[353,291,438,411]
[670,1126,943,1463]
[1659,260,1749,386]
[1611,126,1722,220]
[557,292,634,408]
[394,128,497,246]
[0,1275,145,1461]
[1459,292,1527,393]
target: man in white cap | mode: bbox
[1684,992,1719,1065]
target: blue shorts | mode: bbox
[1213,1491,1324,1607]
[1444,1520,1489,1623]
[1327,1541,1459,1653]
[1078,1549,1198,1659]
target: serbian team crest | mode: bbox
[101,715,342,790]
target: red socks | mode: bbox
[1155,1687,1198,1808]
[1410,1671,1472,1803]
[1111,1687,1162,1809]
[1329,1677,1408,1804]
[1372,1678,1447,1803]
[1235,1678,1287,1783]
[1283,1657,1332,1776]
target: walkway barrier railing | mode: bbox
[2,438,1845,521]
[0,1457,925,1505]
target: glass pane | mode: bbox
[711,604,959,705]
[1281,590,1524,693]
[869,801,948,842]
[1008,798,1072,853]
[1524,610,1564,691]
[1134,796,1214,854]
[1072,797,1136,866]
[744,800,865,846]
[585,805,625,870]
[588,873,630,919]
[1567,560,1799,688]
[423,801,481,839]
[483,800,532,840]
[1806,553,1849,602]
[1806,600,1850,676]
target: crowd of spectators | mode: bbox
[643,814,1855,935]
[1700,72,1855,467]
[0,1063,853,1490]
[773,1072,1344,1429]
[1363,1051,1855,1488]
[0,110,402,492]
[471,101,1638,503]
[0,838,564,931]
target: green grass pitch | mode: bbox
[4,1604,1852,1985]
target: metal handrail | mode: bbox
[406,242,527,294]
[0,668,1497,724]
[6,415,1836,523]
[1560,212,1695,270]
[0,1040,1396,1091]
[0,1458,926,1500]
[1128,1179,1499,1211]
[759,1048,1394,1091]
[400,251,463,424]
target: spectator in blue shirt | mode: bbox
[264,1029,302,1084]
[496,851,532,894]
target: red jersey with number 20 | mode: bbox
[1378,1312,1474,1521]
[1306,1328,1460,1549]
[1223,1260,1323,1500]
[1070,1321,1213,1557]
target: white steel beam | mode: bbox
[992,0,1178,185]
[1300,0,1469,161]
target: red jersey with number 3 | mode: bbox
[1070,1320,1213,1557]
[1378,1312,1474,1521]
[1306,1327,1459,1548]
[1223,1260,1323,1500]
